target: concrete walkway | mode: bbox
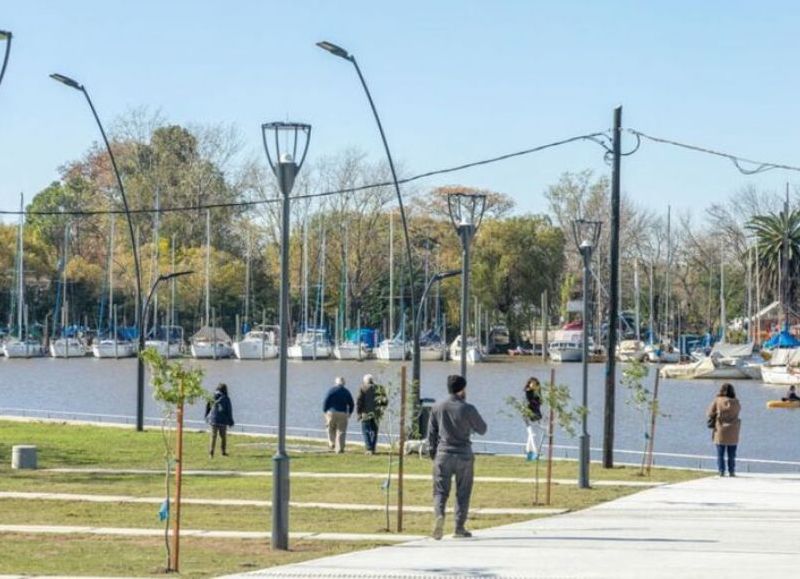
[227,474,800,578]
[0,491,567,516]
[43,468,662,487]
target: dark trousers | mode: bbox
[361,418,378,452]
[210,424,228,456]
[433,452,474,529]
[716,444,737,474]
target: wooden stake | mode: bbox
[645,368,661,475]
[545,368,555,505]
[171,399,185,572]
[398,366,406,532]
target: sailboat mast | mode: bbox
[756,243,761,344]
[720,243,726,343]
[16,193,24,339]
[170,234,176,335]
[634,258,640,342]
[204,209,210,327]
[664,205,671,341]
[152,189,160,331]
[389,212,394,339]
[648,261,654,345]
[244,232,251,326]
[318,228,326,332]
[108,215,115,335]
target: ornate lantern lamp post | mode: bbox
[447,192,487,379]
[572,218,602,489]
[261,121,311,550]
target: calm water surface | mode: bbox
[2,356,798,472]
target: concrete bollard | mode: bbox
[11,445,37,469]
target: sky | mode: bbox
[1,0,800,223]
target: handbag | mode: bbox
[706,414,716,429]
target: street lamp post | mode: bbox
[0,30,13,90]
[316,41,422,422]
[447,193,487,379]
[50,73,145,430]
[414,269,462,344]
[572,218,602,490]
[261,121,311,551]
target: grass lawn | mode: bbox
[0,419,705,577]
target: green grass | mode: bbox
[0,534,388,578]
[0,419,705,577]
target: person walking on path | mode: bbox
[706,382,741,477]
[357,374,385,455]
[205,383,234,458]
[428,375,487,540]
[323,376,354,453]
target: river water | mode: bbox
[2,356,798,473]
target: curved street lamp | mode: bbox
[50,73,145,430]
[261,121,311,551]
[316,40,422,417]
[572,217,602,490]
[0,30,12,90]
[447,192,487,379]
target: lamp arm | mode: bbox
[81,88,143,332]
[0,32,11,89]
[349,56,417,326]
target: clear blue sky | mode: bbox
[1,0,799,222]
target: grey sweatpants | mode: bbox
[432,452,474,529]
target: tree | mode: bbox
[472,215,565,341]
[746,207,800,311]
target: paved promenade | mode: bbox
[230,473,800,578]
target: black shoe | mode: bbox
[453,528,472,538]
[729,472,736,477]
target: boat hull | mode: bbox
[3,341,44,358]
[50,340,87,358]
[288,344,331,360]
[145,340,183,358]
[333,344,365,360]
[191,342,233,359]
[234,340,278,360]
[761,365,800,386]
[92,342,136,358]
[376,341,407,361]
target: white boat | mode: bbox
[333,341,366,360]
[288,330,332,360]
[234,328,279,360]
[644,343,681,363]
[659,356,748,380]
[92,339,136,358]
[3,338,44,358]
[449,335,483,364]
[376,339,407,361]
[145,340,183,358]
[760,364,800,386]
[191,326,233,359]
[548,340,583,362]
[418,343,447,361]
[50,338,88,358]
[617,339,647,362]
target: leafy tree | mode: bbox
[746,206,800,309]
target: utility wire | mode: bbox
[629,129,800,175]
[0,132,607,216]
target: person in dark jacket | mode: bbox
[706,382,741,477]
[781,385,800,402]
[357,374,385,455]
[323,376,355,453]
[428,375,487,540]
[524,377,543,422]
[205,383,234,457]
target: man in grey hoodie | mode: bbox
[428,374,487,540]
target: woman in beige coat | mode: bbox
[706,383,741,477]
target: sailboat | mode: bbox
[376,213,407,361]
[50,222,87,358]
[617,259,646,362]
[93,216,135,358]
[644,207,680,363]
[333,224,366,361]
[234,236,278,360]
[146,234,183,357]
[191,211,233,359]
[3,194,44,358]
[289,225,332,359]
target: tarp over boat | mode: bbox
[762,328,800,350]
[191,326,231,342]
[660,356,747,380]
